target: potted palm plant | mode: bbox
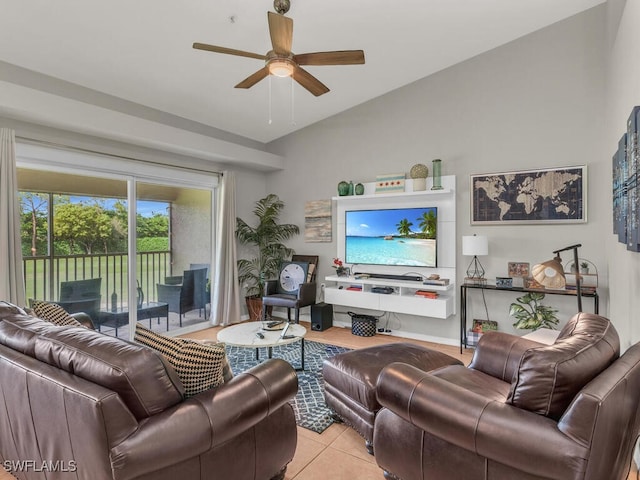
[236,194,300,320]
[509,291,559,331]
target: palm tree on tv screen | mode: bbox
[396,218,413,237]
[419,210,437,239]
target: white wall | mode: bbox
[604,0,640,350]
[265,6,608,344]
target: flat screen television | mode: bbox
[345,207,437,267]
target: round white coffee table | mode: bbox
[217,321,307,370]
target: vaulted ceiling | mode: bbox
[0,0,604,148]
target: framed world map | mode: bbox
[470,166,586,225]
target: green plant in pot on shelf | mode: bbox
[509,291,559,331]
[236,194,300,320]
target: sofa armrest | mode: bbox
[377,362,588,478]
[111,359,298,480]
[468,331,543,382]
[193,357,298,445]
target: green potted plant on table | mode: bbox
[509,291,559,331]
[236,194,300,320]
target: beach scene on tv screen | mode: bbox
[345,207,437,267]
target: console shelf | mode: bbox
[324,275,454,319]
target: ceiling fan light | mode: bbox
[268,59,293,77]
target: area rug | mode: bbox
[225,340,350,434]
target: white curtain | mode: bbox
[0,129,26,306]
[211,171,241,326]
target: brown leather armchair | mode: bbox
[0,302,298,480]
[373,312,640,480]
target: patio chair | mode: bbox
[189,264,210,317]
[157,268,207,326]
[58,278,102,323]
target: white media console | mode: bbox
[324,275,454,319]
[326,175,457,320]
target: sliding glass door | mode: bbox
[17,144,217,338]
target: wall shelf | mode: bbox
[332,187,453,202]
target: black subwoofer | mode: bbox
[311,303,333,331]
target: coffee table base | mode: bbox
[256,338,305,371]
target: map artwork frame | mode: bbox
[470,166,587,225]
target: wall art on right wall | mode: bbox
[613,105,640,252]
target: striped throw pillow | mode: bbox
[134,323,227,397]
[32,300,83,327]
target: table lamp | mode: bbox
[462,235,488,283]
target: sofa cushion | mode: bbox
[508,312,620,420]
[134,323,227,397]
[33,324,185,419]
[0,306,62,356]
[31,300,83,327]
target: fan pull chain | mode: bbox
[290,76,295,126]
[268,75,273,125]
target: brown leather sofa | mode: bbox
[0,302,298,480]
[373,312,640,480]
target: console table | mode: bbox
[459,284,599,353]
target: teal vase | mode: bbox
[355,183,365,195]
[337,181,350,196]
[431,159,443,190]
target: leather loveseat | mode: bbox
[0,302,298,480]
[373,312,640,480]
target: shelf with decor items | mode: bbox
[332,177,454,202]
[330,175,457,322]
[324,275,455,319]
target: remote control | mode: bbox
[255,332,264,339]
[267,320,284,328]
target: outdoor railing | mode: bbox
[23,251,171,309]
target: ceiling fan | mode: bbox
[193,0,365,97]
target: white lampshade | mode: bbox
[462,235,488,256]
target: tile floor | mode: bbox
[1,321,637,480]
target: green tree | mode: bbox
[54,202,112,254]
[418,210,437,239]
[20,192,48,256]
[137,213,169,238]
[396,218,413,237]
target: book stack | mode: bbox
[415,290,439,299]
[422,278,450,286]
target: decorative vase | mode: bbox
[412,178,427,191]
[348,181,354,196]
[410,163,429,191]
[337,181,350,196]
[355,183,365,195]
[431,159,443,190]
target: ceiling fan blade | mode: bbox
[235,66,270,89]
[267,11,293,55]
[294,50,365,66]
[193,43,266,61]
[292,66,329,97]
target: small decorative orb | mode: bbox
[410,163,429,179]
